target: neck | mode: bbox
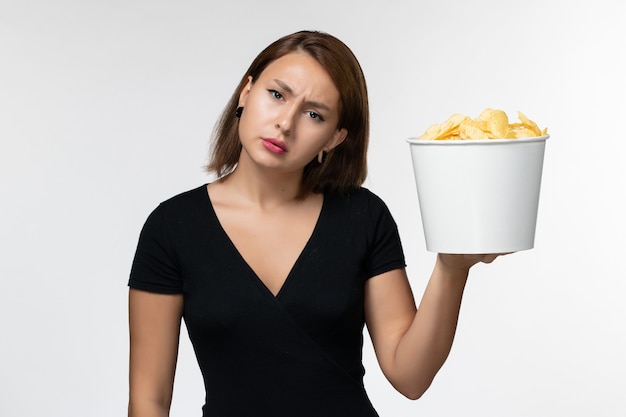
[220,153,305,207]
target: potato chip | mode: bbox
[516,112,541,136]
[419,113,467,140]
[506,125,538,138]
[477,108,509,138]
[419,109,547,140]
[459,118,490,139]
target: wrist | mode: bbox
[435,254,472,281]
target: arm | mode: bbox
[364,253,500,400]
[128,288,184,417]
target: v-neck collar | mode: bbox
[202,185,327,299]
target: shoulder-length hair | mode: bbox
[206,30,369,198]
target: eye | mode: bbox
[306,111,325,122]
[268,89,283,100]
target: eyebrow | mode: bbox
[273,79,331,112]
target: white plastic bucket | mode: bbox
[407,135,548,254]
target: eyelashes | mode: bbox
[267,89,325,122]
[268,89,284,100]
[306,111,324,121]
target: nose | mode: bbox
[276,105,297,136]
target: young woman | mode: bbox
[128,30,503,417]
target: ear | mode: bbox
[327,128,348,151]
[238,76,253,106]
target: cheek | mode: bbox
[238,103,265,137]
[242,100,277,131]
[299,129,336,154]
[313,125,340,143]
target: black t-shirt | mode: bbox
[129,185,406,416]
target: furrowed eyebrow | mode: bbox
[273,79,331,112]
[274,79,293,95]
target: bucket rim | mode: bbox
[406,134,549,146]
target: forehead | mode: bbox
[257,52,340,100]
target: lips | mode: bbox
[261,138,288,154]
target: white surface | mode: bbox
[1,1,625,416]
[408,136,547,253]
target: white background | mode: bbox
[1,0,625,416]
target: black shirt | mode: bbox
[129,185,406,416]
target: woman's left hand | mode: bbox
[437,252,511,275]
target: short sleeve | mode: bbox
[128,204,183,294]
[364,192,407,278]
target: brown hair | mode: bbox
[206,30,369,198]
